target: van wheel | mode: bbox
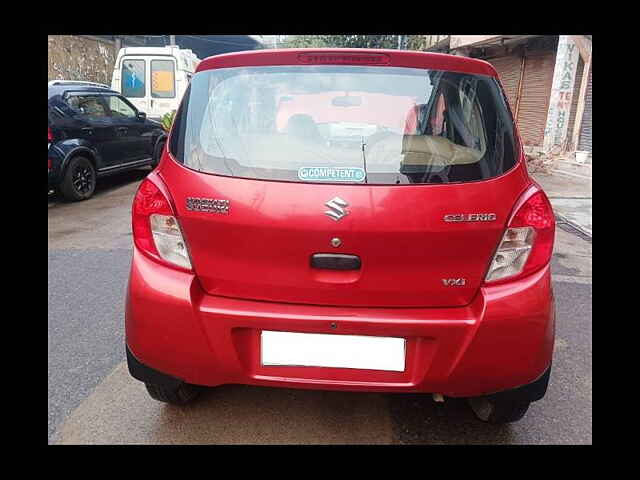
[468,396,530,424]
[145,382,201,405]
[60,156,96,201]
[151,139,166,168]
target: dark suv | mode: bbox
[48,81,166,201]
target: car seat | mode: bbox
[286,114,324,144]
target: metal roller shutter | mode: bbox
[487,54,522,116]
[578,69,592,152]
[516,48,556,147]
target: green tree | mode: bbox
[161,110,176,132]
[283,35,429,51]
[405,35,429,51]
[285,35,329,48]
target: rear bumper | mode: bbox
[125,246,555,397]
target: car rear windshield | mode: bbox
[170,65,518,185]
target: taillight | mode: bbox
[48,158,52,170]
[48,127,53,142]
[132,176,192,271]
[484,186,555,284]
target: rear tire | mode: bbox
[144,382,201,405]
[468,396,530,424]
[59,156,96,201]
[151,138,166,169]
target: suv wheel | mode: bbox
[468,396,530,424]
[60,156,96,201]
[144,382,202,405]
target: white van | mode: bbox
[111,46,200,121]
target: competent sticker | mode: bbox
[298,166,366,182]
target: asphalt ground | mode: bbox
[48,169,592,444]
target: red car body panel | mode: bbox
[126,48,554,397]
[126,244,554,396]
[160,156,530,308]
[195,48,499,77]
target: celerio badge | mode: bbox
[444,213,497,222]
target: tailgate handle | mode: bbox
[311,254,361,271]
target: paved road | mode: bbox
[48,171,592,444]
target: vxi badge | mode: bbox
[444,213,497,222]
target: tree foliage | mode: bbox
[285,35,430,51]
[405,35,429,51]
[161,110,176,132]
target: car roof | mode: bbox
[48,83,119,100]
[117,45,197,58]
[196,48,498,78]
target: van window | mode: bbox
[122,59,146,98]
[171,66,517,185]
[151,59,176,98]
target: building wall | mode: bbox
[450,35,501,50]
[423,35,450,50]
[449,35,589,153]
[48,35,116,85]
[542,36,581,152]
[484,38,557,147]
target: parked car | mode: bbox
[48,80,166,201]
[110,46,199,121]
[125,49,556,424]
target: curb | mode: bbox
[555,213,592,240]
[550,169,592,180]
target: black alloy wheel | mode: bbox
[72,163,94,194]
[60,156,96,201]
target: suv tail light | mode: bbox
[484,186,555,284]
[48,127,53,142]
[132,176,192,271]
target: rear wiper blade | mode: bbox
[360,136,368,184]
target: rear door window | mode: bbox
[151,59,176,98]
[122,59,146,98]
[171,65,517,185]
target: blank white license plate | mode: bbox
[261,331,406,372]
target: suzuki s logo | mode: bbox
[324,197,349,221]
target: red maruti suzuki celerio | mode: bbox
[125,49,555,424]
